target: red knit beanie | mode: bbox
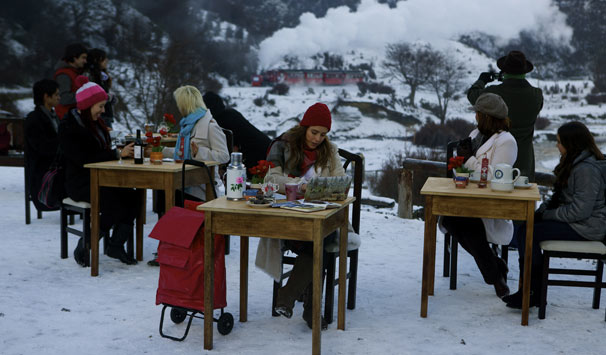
[75,75,108,110]
[300,103,331,131]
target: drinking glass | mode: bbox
[114,137,126,164]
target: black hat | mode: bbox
[497,51,533,74]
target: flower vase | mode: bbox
[150,151,163,165]
[453,170,470,188]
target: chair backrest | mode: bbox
[338,148,364,234]
[446,140,458,178]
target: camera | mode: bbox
[489,71,503,82]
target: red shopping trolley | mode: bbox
[150,160,233,340]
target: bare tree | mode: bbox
[382,42,435,107]
[425,51,466,124]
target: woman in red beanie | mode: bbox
[58,76,139,267]
[256,102,345,330]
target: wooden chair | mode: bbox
[442,140,509,290]
[271,148,364,324]
[60,198,92,260]
[538,240,606,319]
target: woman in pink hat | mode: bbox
[256,102,346,330]
[58,76,139,267]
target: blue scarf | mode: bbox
[174,108,206,161]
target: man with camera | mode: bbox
[467,50,543,182]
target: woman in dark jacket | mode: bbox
[86,48,115,128]
[58,76,138,267]
[504,121,606,308]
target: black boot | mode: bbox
[275,253,313,318]
[301,284,328,330]
[503,267,541,308]
[73,237,90,267]
[106,223,137,265]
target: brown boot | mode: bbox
[301,285,328,330]
[274,254,313,318]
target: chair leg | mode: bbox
[69,214,75,225]
[272,280,281,317]
[60,207,68,259]
[539,253,550,319]
[224,235,230,255]
[449,236,458,290]
[443,233,451,277]
[592,260,604,309]
[501,245,509,267]
[37,210,42,219]
[324,252,336,324]
[347,249,358,310]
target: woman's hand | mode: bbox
[299,183,307,192]
[190,141,199,157]
[121,142,134,158]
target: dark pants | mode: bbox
[514,220,584,267]
[98,187,139,232]
[442,216,501,284]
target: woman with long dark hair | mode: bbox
[58,76,139,267]
[504,121,606,308]
[256,102,345,330]
[86,48,115,128]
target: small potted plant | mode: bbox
[248,160,275,186]
[159,113,179,137]
[448,156,473,187]
[145,131,163,164]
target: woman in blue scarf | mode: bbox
[162,85,230,200]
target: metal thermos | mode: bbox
[225,152,246,200]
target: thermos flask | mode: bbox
[225,152,246,200]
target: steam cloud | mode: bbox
[258,0,573,68]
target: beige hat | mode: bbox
[473,93,508,120]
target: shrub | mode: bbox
[535,116,551,130]
[269,83,289,95]
[253,97,264,107]
[586,93,606,105]
[357,81,395,96]
[413,119,475,148]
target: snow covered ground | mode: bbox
[2,165,606,355]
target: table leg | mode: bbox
[521,201,535,326]
[165,178,175,212]
[421,196,435,317]
[204,211,214,350]
[135,188,145,261]
[428,212,437,296]
[90,169,100,277]
[338,207,349,330]
[312,222,323,355]
[240,236,249,322]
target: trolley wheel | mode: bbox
[217,312,234,335]
[170,308,187,324]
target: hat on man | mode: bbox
[300,102,331,131]
[497,50,534,74]
[75,76,108,110]
[473,93,508,120]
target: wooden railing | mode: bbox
[397,158,556,218]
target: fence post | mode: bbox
[398,169,413,219]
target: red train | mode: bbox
[251,69,364,86]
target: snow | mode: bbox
[2,166,606,354]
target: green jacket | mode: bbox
[467,79,543,182]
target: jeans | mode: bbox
[514,220,584,267]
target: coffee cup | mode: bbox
[493,163,520,184]
[515,176,529,186]
[285,183,299,201]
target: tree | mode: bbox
[426,51,466,124]
[382,42,435,107]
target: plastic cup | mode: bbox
[285,183,299,201]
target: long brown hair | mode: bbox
[80,108,111,150]
[283,125,332,172]
[554,121,604,189]
[476,112,511,136]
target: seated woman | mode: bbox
[441,93,517,298]
[503,121,606,308]
[58,76,139,266]
[162,85,230,201]
[256,102,345,330]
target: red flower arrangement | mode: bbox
[448,156,472,173]
[163,113,178,133]
[145,131,163,152]
[249,160,275,184]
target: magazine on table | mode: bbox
[270,200,340,213]
[303,176,352,201]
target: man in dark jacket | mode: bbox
[54,43,88,119]
[203,91,271,176]
[25,79,61,211]
[467,51,543,182]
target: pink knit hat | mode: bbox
[75,75,108,110]
[300,103,331,131]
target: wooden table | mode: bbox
[420,177,540,325]
[198,197,354,354]
[84,159,217,276]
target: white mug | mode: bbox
[493,163,520,183]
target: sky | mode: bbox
[258,0,573,68]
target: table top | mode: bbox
[84,159,218,172]
[198,196,355,219]
[421,177,540,201]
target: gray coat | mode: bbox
[540,151,606,241]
